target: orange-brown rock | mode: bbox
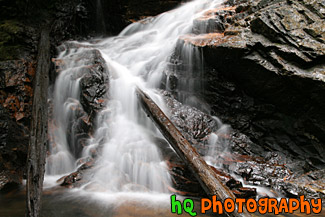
[0,59,36,191]
[169,0,325,202]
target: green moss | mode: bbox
[0,45,23,60]
[0,20,24,60]
[0,20,22,34]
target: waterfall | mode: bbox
[46,0,225,197]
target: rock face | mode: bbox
[50,46,109,160]
[174,0,325,200]
[78,51,110,121]
[122,0,188,22]
[161,90,218,152]
[58,159,94,188]
[160,93,257,198]
[0,59,36,190]
[51,0,189,37]
[68,48,109,158]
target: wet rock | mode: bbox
[233,187,257,199]
[123,0,188,22]
[226,179,243,190]
[0,19,38,61]
[51,0,93,42]
[160,90,218,154]
[60,172,83,188]
[192,6,236,34]
[50,48,109,159]
[173,0,325,200]
[288,169,325,202]
[50,0,187,38]
[0,59,36,190]
[0,171,21,193]
[58,159,95,188]
[78,51,109,121]
[166,152,256,198]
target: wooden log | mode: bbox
[26,28,50,217]
[136,87,251,217]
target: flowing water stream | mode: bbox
[0,1,324,216]
[46,0,226,202]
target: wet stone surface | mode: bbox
[50,47,109,159]
[168,0,325,202]
[160,90,218,154]
[0,59,36,190]
[58,159,95,188]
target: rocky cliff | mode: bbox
[173,0,325,199]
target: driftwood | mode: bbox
[26,28,50,217]
[136,87,251,217]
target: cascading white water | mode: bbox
[46,46,90,175]
[205,116,231,167]
[46,0,226,197]
[170,42,207,111]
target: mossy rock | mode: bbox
[0,20,25,60]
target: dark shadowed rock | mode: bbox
[50,47,109,159]
[160,90,218,153]
[166,150,256,198]
[0,59,36,190]
[157,90,259,198]
[169,0,325,201]
[50,0,188,38]
[122,0,189,22]
[58,159,94,188]
[78,51,109,121]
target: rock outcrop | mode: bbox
[0,1,41,190]
[173,0,325,200]
[50,45,109,160]
[122,0,188,22]
[161,90,218,152]
[51,0,189,37]
[0,59,36,190]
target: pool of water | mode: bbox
[1,188,324,217]
[0,188,213,217]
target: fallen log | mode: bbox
[136,87,251,217]
[26,28,50,217]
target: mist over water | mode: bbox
[46,0,226,201]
